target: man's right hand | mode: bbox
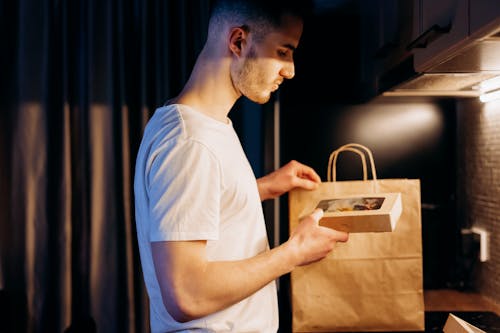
[286,208,349,266]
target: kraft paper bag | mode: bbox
[289,143,425,332]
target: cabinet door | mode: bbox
[470,0,500,37]
[359,0,416,95]
[359,0,399,84]
[375,0,416,61]
[411,0,469,72]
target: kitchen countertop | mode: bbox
[424,311,499,333]
[341,311,500,333]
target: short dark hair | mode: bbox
[207,0,312,44]
[209,0,312,27]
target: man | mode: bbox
[134,0,349,331]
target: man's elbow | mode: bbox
[161,292,206,323]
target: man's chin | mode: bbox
[246,93,272,104]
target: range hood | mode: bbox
[381,22,500,98]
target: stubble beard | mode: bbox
[234,47,272,104]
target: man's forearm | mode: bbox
[153,240,297,322]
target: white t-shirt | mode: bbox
[134,104,278,332]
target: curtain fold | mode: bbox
[0,0,211,332]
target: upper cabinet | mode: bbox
[359,0,500,97]
[470,0,500,36]
[411,0,469,72]
[358,0,417,97]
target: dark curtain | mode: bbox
[0,0,211,332]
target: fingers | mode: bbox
[297,208,323,227]
[291,209,349,266]
[304,209,349,241]
[300,164,321,184]
[308,208,349,243]
[328,229,349,243]
[310,208,324,222]
[294,177,320,191]
[296,162,321,190]
[285,160,321,183]
[316,223,349,243]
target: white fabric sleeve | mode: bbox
[147,139,221,242]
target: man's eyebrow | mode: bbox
[283,43,297,51]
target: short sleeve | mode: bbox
[147,139,221,241]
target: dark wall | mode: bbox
[457,98,500,305]
[272,7,461,330]
[276,96,460,332]
[275,10,462,324]
[279,96,458,279]
[288,1,364,104]
[278,1,459,291]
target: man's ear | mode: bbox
[228,26,247,56]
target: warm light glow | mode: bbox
[483,97,500,118]
[479,89,500,103]
[479,75,500,92]
[348,103,443,164]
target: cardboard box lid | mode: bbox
[317,192,402,233]
[443,313,487,333]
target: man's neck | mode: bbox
[174,51,240,122]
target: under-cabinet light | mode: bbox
[480,75,500,92]
[479,88,500,103]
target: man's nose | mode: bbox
[280,62,295,79]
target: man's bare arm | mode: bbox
[152,209,348,322]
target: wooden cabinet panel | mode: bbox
[412,0,469,72]
[470,0,500,37]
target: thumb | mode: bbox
[310,208,324,223]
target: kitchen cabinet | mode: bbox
[331,0,499,99]
[410,0,500,72]
[411,0,469,72]
[470,0,500,37]
[365,0,500,97]
[360,0,469,79]
[359,0,417,97]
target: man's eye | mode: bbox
[278,50,288,57]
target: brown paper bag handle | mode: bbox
[328,143,378,191]
[330,143,378,181]
[327,147,368,182]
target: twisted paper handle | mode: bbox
[327,143,379,192]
